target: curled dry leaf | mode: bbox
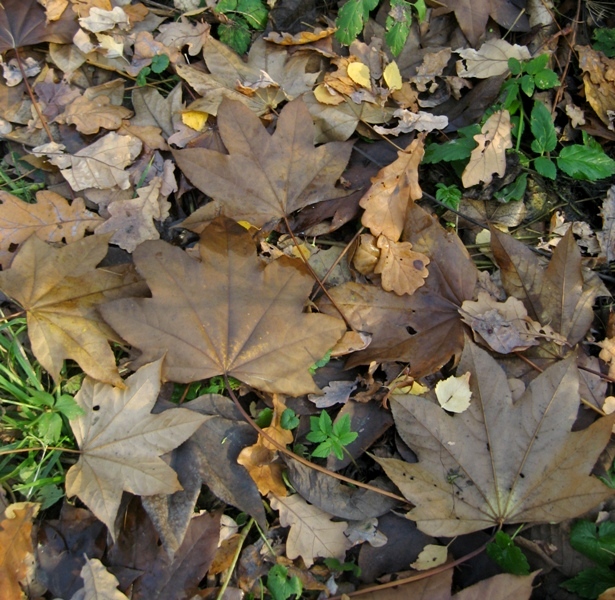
[577,45,615,128]
[0,235,146,386]
[456,39,531,78]
[376,340,615,537]
[461,110,512,188]
[101,218,346,395]
[56,94,133,134]
[174,98,352,231]
[360,135,426,242]
[65,359,208,540]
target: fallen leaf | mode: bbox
[71,557,128,600]
[599,338,615,379]
[456,39,531,78]
[373,110,449,136]
[0,502,39,600]
[79,6,130,32]
[435,371,472,413]
[0,235,146,385]
[57,94,132,134]
[360,135,426,241]
[0,190,103,267]
[100,218,346,395]
[264,27,336,45]
[376,340,615,536]
[373,234,430,295]
[155,18,210,56]
[131,84,183,139]
[65,359,208,539]
[270,493,351,567]
[598,186,615,262]
[237,394,293,496]
[410,543,448,570]
[35,133,142,191]
[173,99,352,230]
[577,45,615,128]
[462,110,512,188]
[320,201,478,378]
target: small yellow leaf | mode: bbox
[409,381,429,395]
[347,62,371,88]
[383,61,402,91]
[182,110,209,131]
[411,544,448,570]
[435,371,472,413]
[313,83,345,105]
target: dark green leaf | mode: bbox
[534,156,556,179]
[534,69,560,89]
[557,145,615,181]
[593,28,615,58]
[494,173,527,203]
[530,101,557,153]
[385,0,413,56]
[237,0,268,29]
[136,67,151,87]
[562,567,615,599]
[218,18,251,54]
[150,54,170,74]
[435,183,462,210]
[520,74,535,96]
[423,136,478,164]
[570,520,615,566]
[335,0,378,45]
[486,531,531,576]
[414,0,427,21]
[267,564,303,600]
[215,0,238,13]
[255,407,273,428]
[312,440,333,458]
[525,53,549,74]
[281,408,299,430]
[54,394,84,420]
[508,57,522,75]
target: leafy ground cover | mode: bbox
[2,0,615,598]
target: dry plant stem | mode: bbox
[14,48,54,142]
[215,517,254,600]
[282,215,355,330]
[0,446,81,456]
[327,536,493,599]
[552,0,581,109]
[224,376,408,504]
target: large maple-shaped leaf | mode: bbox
[65,359,207,540]
[0,235,146,386]
[376,340,615,537]
[100,218,346,395]
[319,201,477,377]
[173,98,353,230]
[490,227,608,347]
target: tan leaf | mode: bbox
[373,234,430,295]
[65,359,207,540]
[0,235,146,385]
[131,84,183,139]
[410,544,448,570]
[56,94,132,134]
[35,132,142,191]
[598,185,615,262]
[376,340,615,536]
[456,39,531,78]
[461,110,512,188]
[173,99,352,229]
[79,6,130,32]
[360,135,425,241]
[100,218,346,395]
[373,109,448,136]
[0,190,102,266]
[0,502,39,600]
[577,45,615,128]
[263,27,336,45]
[155,18,210,56]
[270,494,351,567]
[72,557,128,600]
[237,395,293,496]
[599,337,615,379]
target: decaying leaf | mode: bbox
[373,110,448,136]
[237,395,293,496]
[174,99,352,230]
[101,218,346,395]
[360,135,426,241]
[577,45,615,128]
[0,502,39,600]
[0,235,146,386]
[410,543,448,570]
[456,39,531,78]
[65,359,207,540]
[462,110,512,188]
[376,340,615,536]
[56,94,132,134]
[0,190,103,267]
[71,557,129,600]
[270,493,352,567]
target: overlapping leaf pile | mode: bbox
[2,0,615,596]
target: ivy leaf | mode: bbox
[530,101,557,154]
[570,520,615,566]
[486,531,530,576]
[557,145,615,181]
[335,0,379,46]
[267,564,303,600]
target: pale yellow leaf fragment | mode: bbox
[435,371,472,413]
[182,110,209,131]
[383,61,402,91]
[347,61,371,88]
[79,6,130,32]
[599,337,615,379]
[313,83,345,106]
[462,110,512,188]
[456,39,531,78]
[411,544,448,570]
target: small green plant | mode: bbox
[213,0,268,55]
[562,520,615,598]
[135,54,170,87]
[486,528,530,576]
[435,183,462,211]
[280,408,299,430]
[592,28,615,57]
[172,375,241,402]
[335,0,426,56]
[265,564,303,600]
[306,411,358,460]
[324,557,362,577]
[309,350,332,374]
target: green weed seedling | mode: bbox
[213,0,268,55]
[335,0,426,56]
[265,564,302,600]
[306,411,358,460]
[136,54,170,87]
[486,528,530,576]
[592,28,615,57]
[561,520,615,599]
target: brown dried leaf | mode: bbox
[373,234,430,295]
[65,359,207,540]
[0,502,39,600]
[0,235,146,385]
[155,18,210,56]
[100,218,346,395]
[577,45,615,128]
[360,135,425,241]
[174,99,352,230]
[0,190,102,267]
[73,557,128,600]
[376,340,615,536]
[462,110,512,188]
[57,94,132,134]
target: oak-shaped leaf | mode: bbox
[0,234,147,386]
[173,98,353,230]
[376,340,615,537]
[319,201,477,377]
[101,218,346,395]
[65,359,207,540]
